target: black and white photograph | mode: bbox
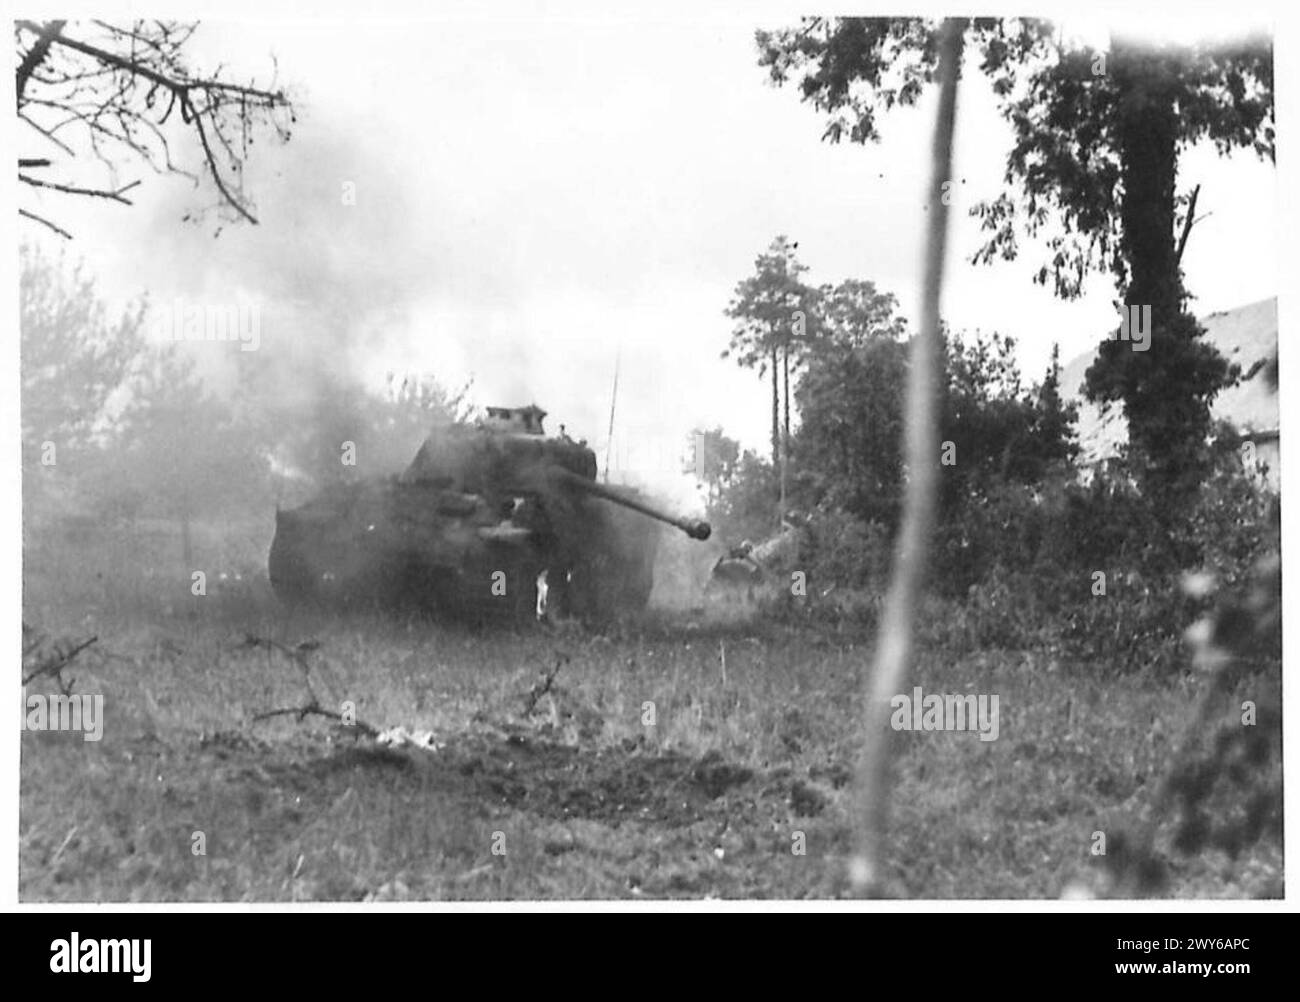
[12,4,1286,908]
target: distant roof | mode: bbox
[1060,297,1278,466]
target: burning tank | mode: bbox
[268,405,710,622]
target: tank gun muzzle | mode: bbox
[552,469,711,541]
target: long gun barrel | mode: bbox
[554,468,711,540]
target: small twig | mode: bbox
[454,863,495,882]
[251,699,381,739]
[1174,184,1200,265]
[51,825,79,865]
[184,91,258,224]
[18,207,72,239]
[22,635,98,685]
[523,655,568,716]
[19,172,140,203]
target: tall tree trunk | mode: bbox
[770,347,780,469]
[780,345,791,514]
[783,345,791,445]
[1113,40,1179,317]
[1087,35,1231,510]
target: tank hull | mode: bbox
[268,477,662,623]
[268,407,697,623]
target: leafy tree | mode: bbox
[706,450,780,544]
[94,345,265,563]
[686,426,741,508]
[816,278,907,348]
[941,330,1030,497]
[790,301,1079,591]
[793,278,910,522]
[22,248,266,557]
[1031,343,1079,472]
[723,236,818,471]
[16,19,295,236]
[795,323,908,525]
[930,332,1080,591]
[20,244,147,513]
[755,17,1272,495]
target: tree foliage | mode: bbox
[20,244,146,464]
[686,426,741,508]
[793,290,1078,540]
[704,449,780,545]
[754,16,1272,492]
[794,278,909,525]
[723,235,818,467]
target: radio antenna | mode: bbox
[603,347,620,483]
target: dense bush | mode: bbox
[801,508,891,592]
[928,446,1276,671]
[704,450,782,545]
[759,437,1277,675]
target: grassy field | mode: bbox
[20,522,1283,901]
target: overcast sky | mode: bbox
[19,12,1278,499]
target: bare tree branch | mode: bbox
[19,109,78,156]
[182,90,256,224]
[17,21,276,102]
[19,172,140,203]
[1175,184,1201,265]
[18,207,73,239]
[16,19,294,233]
